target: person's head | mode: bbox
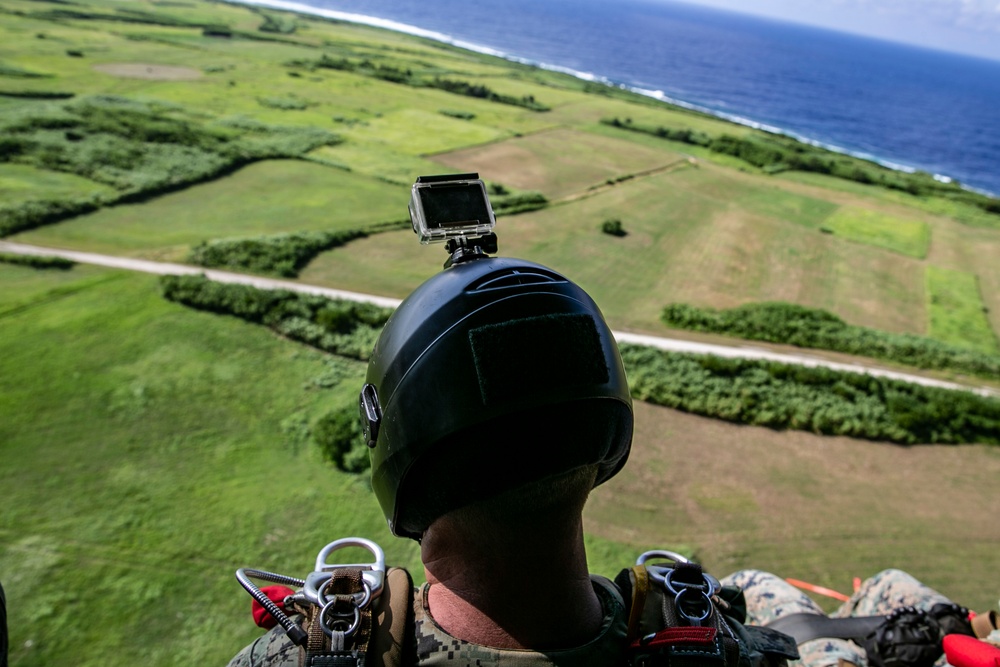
[360,256,633,541]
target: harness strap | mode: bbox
[765,614,885,645]
[368,568,414,667]
[299,568,372,667]
[627,565,650,642]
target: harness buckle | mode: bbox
[637,551,721,627]
[301,538,386,609]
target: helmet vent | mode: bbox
[467,268,566,292]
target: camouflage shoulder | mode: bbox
[227,625,300,667]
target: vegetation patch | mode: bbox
[621,344,1000,445]
[188,229,370,277]
[926,266,998,355]
[0,63,52,78]
[486,182,549,216]
[601,218,627,237]
[0,252,74,270]
[159,274,393,360]
[661,301,1000,379]
[0,90,75,99]
[92,63,203,80]
[821,207,930,258]
[0,96,341,236]
[286,55,550,111]
[602,117,1000,222]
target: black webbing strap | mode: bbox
[766,613,886,645]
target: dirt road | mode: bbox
[3,240,995,397]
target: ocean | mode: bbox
[243,0,1000,196]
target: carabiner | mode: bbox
[302,537,385,608]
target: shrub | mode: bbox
[313,408,369,472]
[661,301,1000,379]
[0,252,74,269]
[601,218,627,237]
[0,96,342,232]
[159,275,392,360]
[620,344,1000,445]
[187,229,368,277]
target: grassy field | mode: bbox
[821,206,931,259]
[1,264,996,667]
[925,266,998,354]
[2,0,1000,662]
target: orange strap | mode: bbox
[785,577,851,602]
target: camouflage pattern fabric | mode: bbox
[722,570,952,667]
[227,576,628,667]
[412,576,628,666]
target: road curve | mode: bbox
[3,240,996,398]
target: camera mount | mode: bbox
[409,173,499,268]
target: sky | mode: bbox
[671,0,1000,61]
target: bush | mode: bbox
[601,218,627,237]
[661,301,1000,379]
[0,252,74,269]
[159,275,392,360]
[620,344,1000,445]
[0,96,342,232]
[313,408,369,472]
[187,229,368,277]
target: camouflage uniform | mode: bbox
[722,570,952,667]
[227,576,629,667]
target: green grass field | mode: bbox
[926,266,999,354]
[2,0,1000,662]
[821,206,931,259]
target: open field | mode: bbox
[1,0,1000,662]
[1,264,997,667]
[12,161,409,261]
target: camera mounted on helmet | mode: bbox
[408,173,498,267]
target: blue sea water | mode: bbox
[247,0,1000,196]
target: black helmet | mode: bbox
[359,256,633,539]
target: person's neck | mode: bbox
[420,509,603,650]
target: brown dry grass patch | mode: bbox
[430,127,678,200]
[93,63,202,80]
[586,401,1000,612]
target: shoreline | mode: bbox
[228,0,994,197]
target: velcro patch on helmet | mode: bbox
[468,313,610,405]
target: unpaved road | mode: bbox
[3,240,996,397]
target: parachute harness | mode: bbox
[236,538,386,667]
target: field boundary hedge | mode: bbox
[0,252,75,269]
[160,277,1000,447]
[661,301,1000,380]
[188,229,370,278]
[159,274,392,360]
[0,96,342,237]
[621,344,1000,445]
[602,117,1000,221]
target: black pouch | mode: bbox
[862,603,972,667]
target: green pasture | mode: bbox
[821,206,930,258]
[2,1,1000,663]
[11,161,408,259]
[0,265,414,666]
[0,264,658,666]
[925,266,998,354]
[0,164,114,204]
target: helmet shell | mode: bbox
[363,256,633,538]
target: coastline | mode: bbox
[228,0,991,196]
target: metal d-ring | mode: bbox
[637,550,721,626]
[319,599,362,638]
[320,578,373,611]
